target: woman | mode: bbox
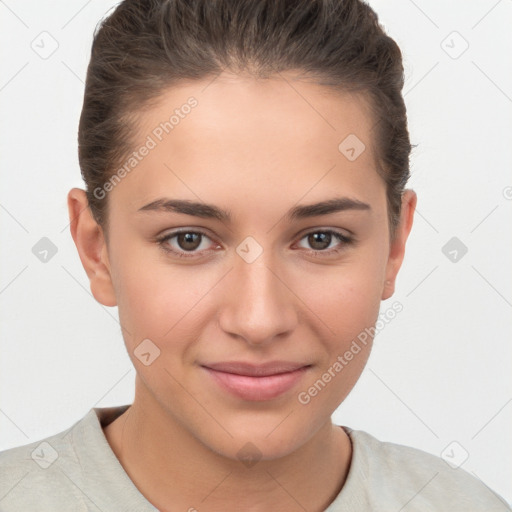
[0,0,509,510]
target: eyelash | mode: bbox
[156,228,354,259]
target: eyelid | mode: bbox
[157,227,216,241]
[297,225,353,239]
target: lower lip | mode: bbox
[203,367,309,401]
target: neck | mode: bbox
[103,390,352,512]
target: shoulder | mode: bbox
[0,405,153,512]
[0,421,89,510]
[345,428,511,511]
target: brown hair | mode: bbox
[78,0,413,239]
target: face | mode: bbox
[81,72,413,460]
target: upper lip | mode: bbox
[202,361,310,377]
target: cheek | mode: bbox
[293,254,385,335]
[289,248,385,400]
[112,228,387,350]
[293,268,379,416]
[112,245,218,358]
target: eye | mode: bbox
[295,229,353,256]
[156,229,219,258]
[156,228,354,260]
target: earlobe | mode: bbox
[67,188,117,307]
[382,279,394,300]
[381,189,417,301]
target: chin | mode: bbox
[195,413,319,463]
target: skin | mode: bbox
[68,71,416,512]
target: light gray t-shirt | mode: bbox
[0,405,509,511]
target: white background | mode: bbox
[1,0,511,506]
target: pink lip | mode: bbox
[201,361,310,401]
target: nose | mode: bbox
[218,252,298,346]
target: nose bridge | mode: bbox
[218,248,297,345]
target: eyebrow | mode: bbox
[137,196,371,222]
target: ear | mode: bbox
[67,188,117,307]
[381,189,417,300]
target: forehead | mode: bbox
[112,71,384,215]
[137,71,376,150]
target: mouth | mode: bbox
[201,361,311,401]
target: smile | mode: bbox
[201,361,311,401]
